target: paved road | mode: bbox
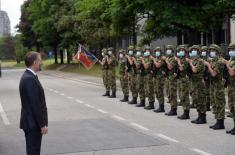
[0,69,234,155]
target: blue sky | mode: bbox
[1,0,25,34]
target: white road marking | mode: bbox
[67,96,73,99]
[191,148,211,155]
[0,103,10,125]
[156,134,179,143]
[75,99,84,104]
[130,122,149,131]
[85,104,95,109]
[60,93,65,96]
[54,90,59,93]
[112,115,126,121]
[97,109,108,114]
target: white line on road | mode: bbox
[97,109,108,114]
[60,93,65,96]
[112,115,126,121]
[67,96,73,99]
[156,134,179,143]
[85,104,95,109]
[191,148,211,155]
[0,103,10,125]
[54,90,59,93]
[75,99,84,104]
[130,122,149,131]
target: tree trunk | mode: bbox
[54,46,58,64]
[60,50,64,64]
[67,50,70,64]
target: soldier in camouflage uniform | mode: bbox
[201,46,211,111]
[204,44,225,130]
[100,48,110,97]
[135,47,146,107]
[141,46,155,110]
[188,45,207,124]
[153,47,166,113]
[126,46,138,104]
[175,45,190,119]
[164,45,178,116]
[118,49,129,102]
[107,47,117,98]
[223,43,235,135]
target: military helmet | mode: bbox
[102,48,107,54]
[145,46,151,50]
[136,46,142,51]
[154,46,162,51]
[166,45,175,51]
[108,47,114,51]
[209,44,221,53]
[228,43,235,49]
[119,49,126,54]
[189,45,201,52]
[128,45,134,51]
[177,45,188,52]
[201,46,208,51]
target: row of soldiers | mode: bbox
[99,43,235,135]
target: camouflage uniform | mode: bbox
[118,49,129,102]
[226,43,235,135]
[165,45,178,116]
[144,47,155,110]
[208,44,225,130]
[101,48,110,96]
[189,45,207,124]
[135,47,146,106]
[127,46,138,104]
[153,47,166,113]
[201,46,211,111]
[176,45,190,119]
[107,47,117,98]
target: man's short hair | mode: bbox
[25,52,40,68]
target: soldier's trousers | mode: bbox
[144,74,155,103]
[191,78,207,114]
[166,78,177,108]
[108,69,116,92]
[205,82,211,106]
[120,73,129,96]
[179,77,190,110]
[137,74,145,100]
[154,76,164,105]
[211,81,225,119]
[228,81,235,119]
[102,69,109,91]
[128,73,138,98]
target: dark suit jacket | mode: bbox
[19,70,48,131]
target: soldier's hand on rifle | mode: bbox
[162,56,166,60]
[204,61,210,67]
[222,58,228,65]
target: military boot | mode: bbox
[136,99,145,107]
[144,102,155,110]
[154,104,165,113]
[109,91,116,98]
[102,91,110,97]
[211,119,225,130]
[191,112,200,123]
[165,107,177,116]
[128,97,137,104]
[177,110,190,120]
[226,120,235,134]
[120,96,129,102]
[195,113,207,124]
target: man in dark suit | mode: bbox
[19,52,48,155]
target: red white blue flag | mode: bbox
[74,44,98,70]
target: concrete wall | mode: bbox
[231,17,235,43]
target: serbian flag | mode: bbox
[74,44,98,70]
